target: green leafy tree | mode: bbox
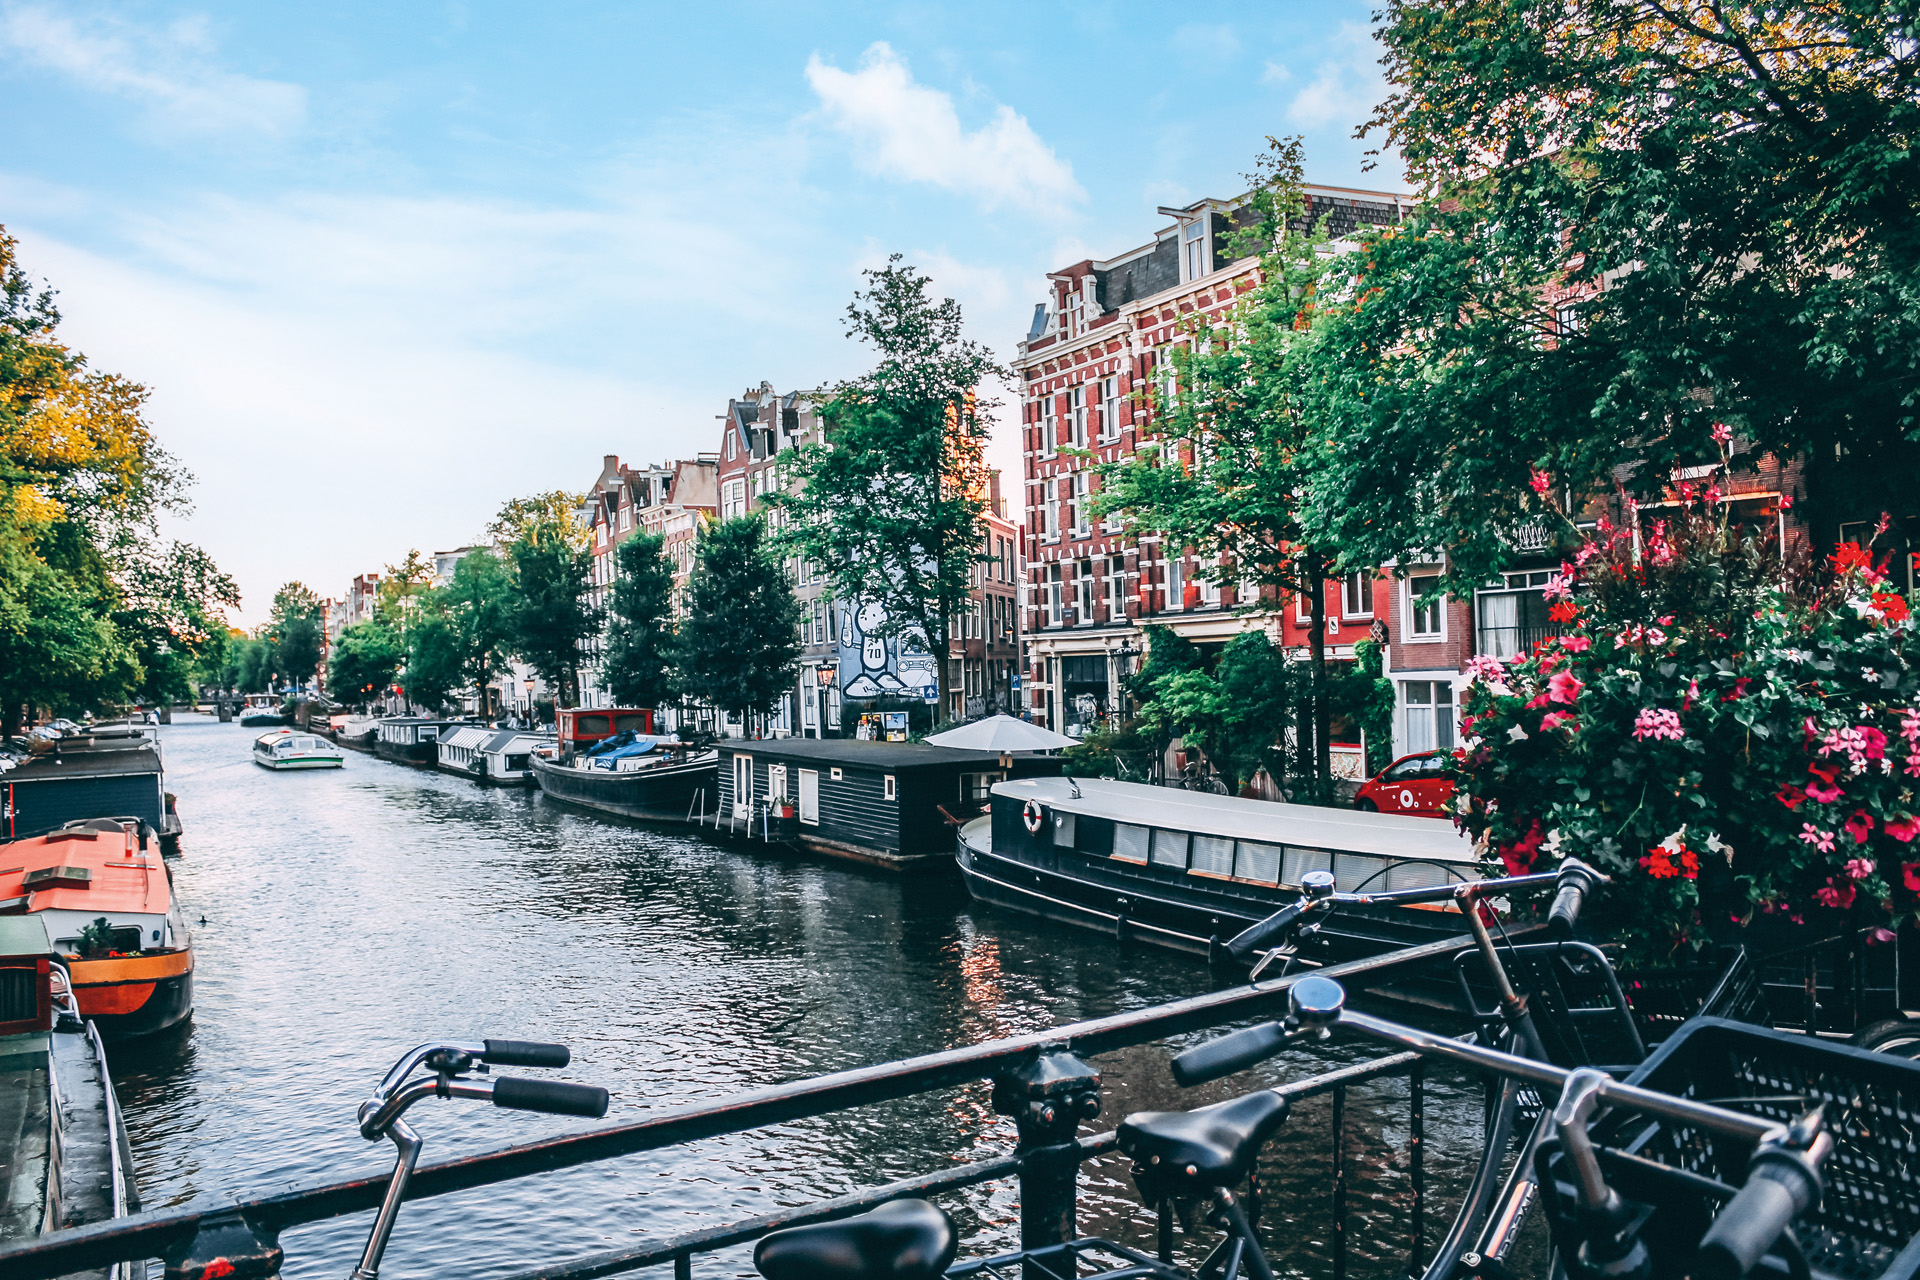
[1094,137,1344,797]
[1302,0,1920,586]
[601,531,677,708]
[491,492,599,707]
[326,621,403,708]
[1213,631,1302,790]
[769,256,1005,716]
[442,549,514,718]
[376,550,437,633]
[115,541,240,707]
[265,582,324,692]
[230,636,274,695]
[401,594,464,715]
[1329,638,1396,775]
[676,516,801,728]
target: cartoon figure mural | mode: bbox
[838,601,939,702]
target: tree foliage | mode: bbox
[1301,0,1920,587]
[676,516,801,724]
[401,600,464,715]
[326,621,402,707]
[493,492,598,706]
[770,256,1004,714]
[265,581,324,690]
[601,531,677,708]
[444,549,515,715]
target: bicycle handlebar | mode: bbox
[1171,1021,1290,1085]
[483,1039,570,1068]
[1697,1145,1828,1280]
[492,1075,610,1118]
[1224,901,1313,959]
[1548,858,1601,939]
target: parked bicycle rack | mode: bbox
[0,936,1478,1280]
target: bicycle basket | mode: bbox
[1607,1017,1920,1280]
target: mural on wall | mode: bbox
[838,601,938,701]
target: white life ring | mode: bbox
[1022,800,1046,835]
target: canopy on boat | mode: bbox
[926,714,1074,752]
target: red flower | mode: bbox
[1845,810,1876,844]
[1775,784,1807,810]
[1499,820,1545,875]
[1547,599,1578,625]
[1719,676,1752,703]
[1640,849,1678,879]
[1904,862,1920,892]
[1832,542,1875,575]
[1872,593,1910,624]
[1809,761,1839,784]
[1888,817,1920,844]
[1807,778,1845,804]
[1680,849,1699,879]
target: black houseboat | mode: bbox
[957,776,1486,972]
[2,733,182,853]
[373,718,460,766]
[711,739,1061,871]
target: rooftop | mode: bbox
[719,738,1023,769]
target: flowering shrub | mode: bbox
[1453,482,1918,960]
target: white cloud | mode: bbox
[1261,60,1292,86]
[0,4,305,137]
[1287,22,1385,130]
[1172,24,1241,61]
[806,42,1083,218]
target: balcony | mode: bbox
[1475,623,1563,661]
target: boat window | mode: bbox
[1190,834,1234,876]
[613,714,649,733]
[420,727,439,741]
[1052,812,1076,847]
[1236,841,1283,884]
[1387,860,1450,892]
[294,737,317,749]
[883,774,897,801]
[1074,817,1113,857]
[767,765,787,800]
[798,769,820,824]
[1112,823,1150,863]
[1283,846,1333,885]
[1150,829,1189,868]
[506,754,529,771]
[1335,853,1390,892]
[578,714,611,736]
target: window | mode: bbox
[1165,556,1184,611]
[1237,841,1282,884]
[1184,219,1207,281]
[725,430,737,460]
[1403,681,1457,754]
[1070,385,1086,448]
[1190,834,1234,876]
[1112,823,1150,863]
[1044,485,1060,540]
[1408,574,1444,639]
[1557,301,1581,334]
[814,599,826,644]
[721,479,746,519]
[1151,829,1189,868]
[798,769,819,824]
[1071,473,1090,536]
[1099,376,1119,439]
[1283,846,1334,885]
[1075,560,1094,621]
[883,774,897,801]
[1476,571,1557,659]
[1047,565,1063,626]
[1106,562,1125,621]
[1068,287,1084,336]
[1342,571,1371,618]
[1040,396,1058,458]
[620,506,631,531]
[733,754,752,814]
[767,765,787,800]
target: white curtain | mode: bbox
[1479,592,1520,659]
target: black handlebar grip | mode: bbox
[1696,1154,1821,1280]
[492,1075,610,1119]
[482,1039,570,1068]
[1548,860,1597,939]
[1225,900,1309,959]
[1171,1021,1289,1086]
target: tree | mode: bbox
[326,621,402,708]
[676,516,801,728]
[401,595,464,715]
[444,550,514,717]
[1301,0,1920,587]
[601,531,677,708]
[769,256,1005,718]
[265,582,324,691]
[376,550,436,632]
[1094,138,1344,797]
[492,492,599,707]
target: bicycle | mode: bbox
[349,1038,610,1280]
[752,969,1833,1280]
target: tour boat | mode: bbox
[252,729,345,770]
[0,819,194,1039]
[956,776,1493,983]
[238,694,286,727]
[531,738,719,822]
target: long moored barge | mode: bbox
[957,776,1489,976]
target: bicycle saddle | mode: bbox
[1118,1091,1291,1190]
[754,1199,957,1280]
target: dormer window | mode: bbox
[1068,287,1084,336]
[1184,219,1208,281]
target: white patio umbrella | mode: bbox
[925,714,1076,752]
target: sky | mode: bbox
[0,1,1405,627]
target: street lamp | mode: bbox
[524,677,536,727]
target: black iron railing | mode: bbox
[0,936,1476,1280]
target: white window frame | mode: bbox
[883,774,897,801]
[1401,680,1458,755]
[1099,376,1120,441]
[1405,572,1446,642]
[1183,218,1208,282]
[1166,556,1184,612]
[1044,486,1060,541]
[1039,395,1057,459]
[732,753,752,817]
[1047,567,1063,626]
[1341,571,1373,619]
[1069,385,1086,448]
[767,764,787,800]
[1106,562,1125,621]
[1071,472,1090,537]
[1075,561,1094,621]
[797,768,819,824]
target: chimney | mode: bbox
[603,454,618,473]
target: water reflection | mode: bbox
[111,716,1480,1280]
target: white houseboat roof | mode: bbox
[480,731,549,754]
[439,726,491,751]
[994,776,1476,865]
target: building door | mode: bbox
[733,754,752,818]
[798,769,819,825]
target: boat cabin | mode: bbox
[557,708,654,762]
[477,731,550,785]
[714,739,1061,871]
[1,743,167,843]
[375,718,465,764]
[436,726,491,775]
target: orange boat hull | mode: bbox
[68,946,194,1039]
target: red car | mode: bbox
[1355,751,1455,818]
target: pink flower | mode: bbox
[1905,863,1920,891]
[1845,856,1876,879]
[1540,711,1579,732]
[1845,811,1876,845]
[1560,634,1591,652]
[1807,778,1845,804]
[1861,727,1888,761]
[1547,670,1583,706]
[1814,881,1856,909]
[1711,421,1732,444]
[1466,655,1507,683]
[1887,816,1920,843]
[1632,708,1684,741]
[1542,572,1574,602]
[1870,927,1898,945]
[1800,824,1837,853]
[1529,467,1553,496]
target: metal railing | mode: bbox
[0,935,1481,1280]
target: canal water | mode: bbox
[113,714,1491,1280]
